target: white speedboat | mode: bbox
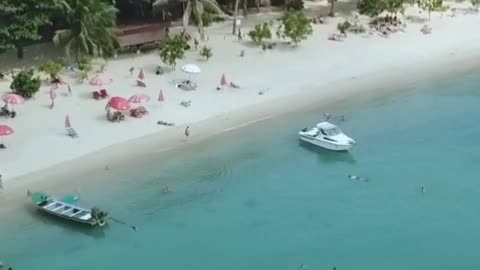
[299,121,355,151]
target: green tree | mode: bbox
[158,34,187,67]
[199,45,213,60]
[53,0,119,64]
[248,23,272,45]
[10,70,41,98]
[472,0,480,9]
[357,0,387,18]
[278,10,313,45]
[39,60,64,79]
[0,0,59,58]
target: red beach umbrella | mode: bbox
[65,115,71,128]
[2,93,25,111]
[0,124,14,147]
[108,97,131,111]
[138,69,145,80]
[158,89,164,102]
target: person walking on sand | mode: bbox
[67,84,72,96]
[185,126,190,142]
[0,174,3,190]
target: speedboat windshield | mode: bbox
[324,128,341,136]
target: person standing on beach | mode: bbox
[185,126,190,142]
[67,84,72,96]
[0,174,3,189]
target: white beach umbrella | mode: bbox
[181,64,201,75]
[181,64,201,82]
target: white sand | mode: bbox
[1,1,480,188]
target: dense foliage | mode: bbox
[248,23,272,45]
[53,0,119,63]
[0,0,59,58]
[337,21,351,34]
[10,70,41,98]
[39,60,64,78]
[278,10,312,45]
[158,34,188,67]
[286,0,304,11]
[199,45,213,60]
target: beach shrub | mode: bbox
[199,45,213,60]
[286,0,304,11]
[248,23,272,45]
[10,69,41,98]
[158,34,187,67]
[39,60,63,79]
[337,20,351,34]
[278,10,313,45]
[78,57,92,73]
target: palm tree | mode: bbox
[153,0,227,39]
[328,0,337,17]
[53,0,119,64]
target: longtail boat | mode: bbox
[30,192,108,227]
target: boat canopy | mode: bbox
[316,122,337,129]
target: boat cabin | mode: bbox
[316,122,341,137]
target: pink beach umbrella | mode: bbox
[65,115,71,128]
[138,69,145,81]
[128,93,150,104]
[158,89,165,102]
[108,97,131,111]
[0,124,14,147]
[89,74,112,86]
[2,93,25,111]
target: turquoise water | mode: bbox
[1,71,480,270]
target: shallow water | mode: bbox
[1,71,480,270]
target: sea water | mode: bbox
[1,71,480,270]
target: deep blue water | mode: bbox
[1,71,480,270]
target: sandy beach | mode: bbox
[1,0,480,192]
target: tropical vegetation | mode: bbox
[53,0,119,64]
[277,10,312,45]
[10,70,41,98]
[199,45,213,60]
[0,0,60,58]
[158,34,188,67]
[39,60,64,79]
[248,23,272,45]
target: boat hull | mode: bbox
[36,206,100,226]
[299,135,352,151]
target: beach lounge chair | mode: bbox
[66,127,78,138]
[136,80,146,87]
[177,81,197,91]
[328,34,345,42]
[180,101,191,107]
[157,121,175,126]
[99,89,109,98]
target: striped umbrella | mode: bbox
[65,115,71,128]
[220,74,227,90]
[158,89,164,102]
[2,93,25,110]
[138,69,145,80]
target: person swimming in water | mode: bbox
[348,175,368,181]
[420,185,426,193]
[163,185,170,193]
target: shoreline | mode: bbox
[1,3,480,209]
